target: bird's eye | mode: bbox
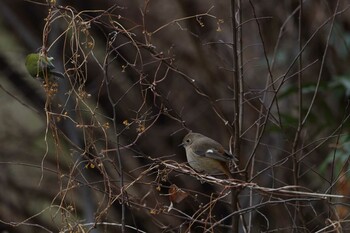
[186,139,191,143]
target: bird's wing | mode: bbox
[193,139,235,162]
[205,149,232,162]
[194,148,234,162]
[224,149,238,162]
[39,55,55,70]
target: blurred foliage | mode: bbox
[1,0,350,232]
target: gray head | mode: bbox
[181,132,203,148]
[181,132,222,150]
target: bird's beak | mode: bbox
[178,142,185,147]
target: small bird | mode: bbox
[180,132,237,178]
[25,53,65,80]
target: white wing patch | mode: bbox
[206,149,214,154]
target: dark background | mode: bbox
[1,0,350,232]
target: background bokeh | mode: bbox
[1,0,350,232]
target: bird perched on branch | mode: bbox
[180,132,238,178]
[25,53,65,80]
